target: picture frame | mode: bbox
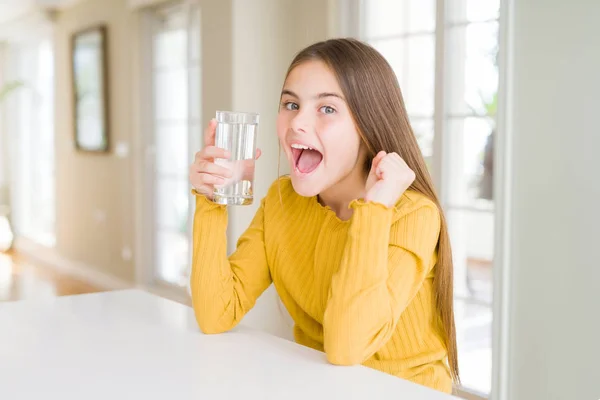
[71,25,109,153]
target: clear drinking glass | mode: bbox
[213,110,259,206]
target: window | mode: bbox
[360,0,499,396]
[144,2,201,289]
[5,39,55,247]
[364,0,436,163]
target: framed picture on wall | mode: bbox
[71,25,109,152]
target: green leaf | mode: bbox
[0,80,25,103]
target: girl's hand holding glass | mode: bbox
[190,119,261,200]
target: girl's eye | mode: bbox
[320,106,336,114]
[283,102,299,111]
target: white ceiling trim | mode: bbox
[0,0,89,41]
[0,0,87,25]
[127,0,194,11]
[0,9,54,43]
[34,0,88,10]
[0,1,35,25]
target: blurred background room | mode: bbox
[0,0,598,399]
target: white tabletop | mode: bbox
[0,290,458,399]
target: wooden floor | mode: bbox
[0,250,103,302]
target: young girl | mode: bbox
[189,38,459,393]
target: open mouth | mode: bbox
[291,143,323,174]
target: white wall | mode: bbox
[228,0,332,248]
[227,0,332,339]
[52,0,138,283]
[506,0,600,399]
[227,0,295,340]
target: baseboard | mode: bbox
[143,283,192,307]
[13,237,133,291]
[453,386,488,400]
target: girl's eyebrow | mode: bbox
[281,89,345,101]
[317,92,345,100]
[281,89,298,98]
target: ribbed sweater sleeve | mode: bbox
[323,199,441,365]
[190,192,272,334]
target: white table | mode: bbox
[0,290,458,399]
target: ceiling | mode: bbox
[0,0,83,25]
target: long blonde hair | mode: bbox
[283,38,460,383]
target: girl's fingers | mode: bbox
[195,161,233,178]
[369,151,387,178]
[373,151,386,167]
[199,146,230,160]
[191,174,227,199]
[193,184,214,199]
[377,152,415,186]
[203,119,217,148]
[241,159,256,181]
[255,148,262,160]
[198,173,225,186]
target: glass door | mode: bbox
[443,1,499,394]
[359,0,500,396]
[5,39,56,248]
[145,1,201,289]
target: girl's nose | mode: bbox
[290,111,311,135]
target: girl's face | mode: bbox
[276,60,364,197]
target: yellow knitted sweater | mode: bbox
[191,177,452,393]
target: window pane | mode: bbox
[363,0,435,38]
[155,178,189,232]
[189,65,201,121]
[35,41,56,245]
[447,209,495,301]
[9,41,56,247]
[189,122,202,161]
[454,297,492,394]
[448,207,494,394]
[447,0,500,24]
[407,0,436,32]
[189,4,201,62]
[153,29,186,69]
[370,38,405,83]
[154,67,187,120]
[372,35,435,117]
[410,117,434,158]
[445,117,495,207]
[155,123,188,176]
[363,0,407,38]
[446,22,499,116]
[156,229,189,287]
[151,3,198,290]
[404,35,435,116]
